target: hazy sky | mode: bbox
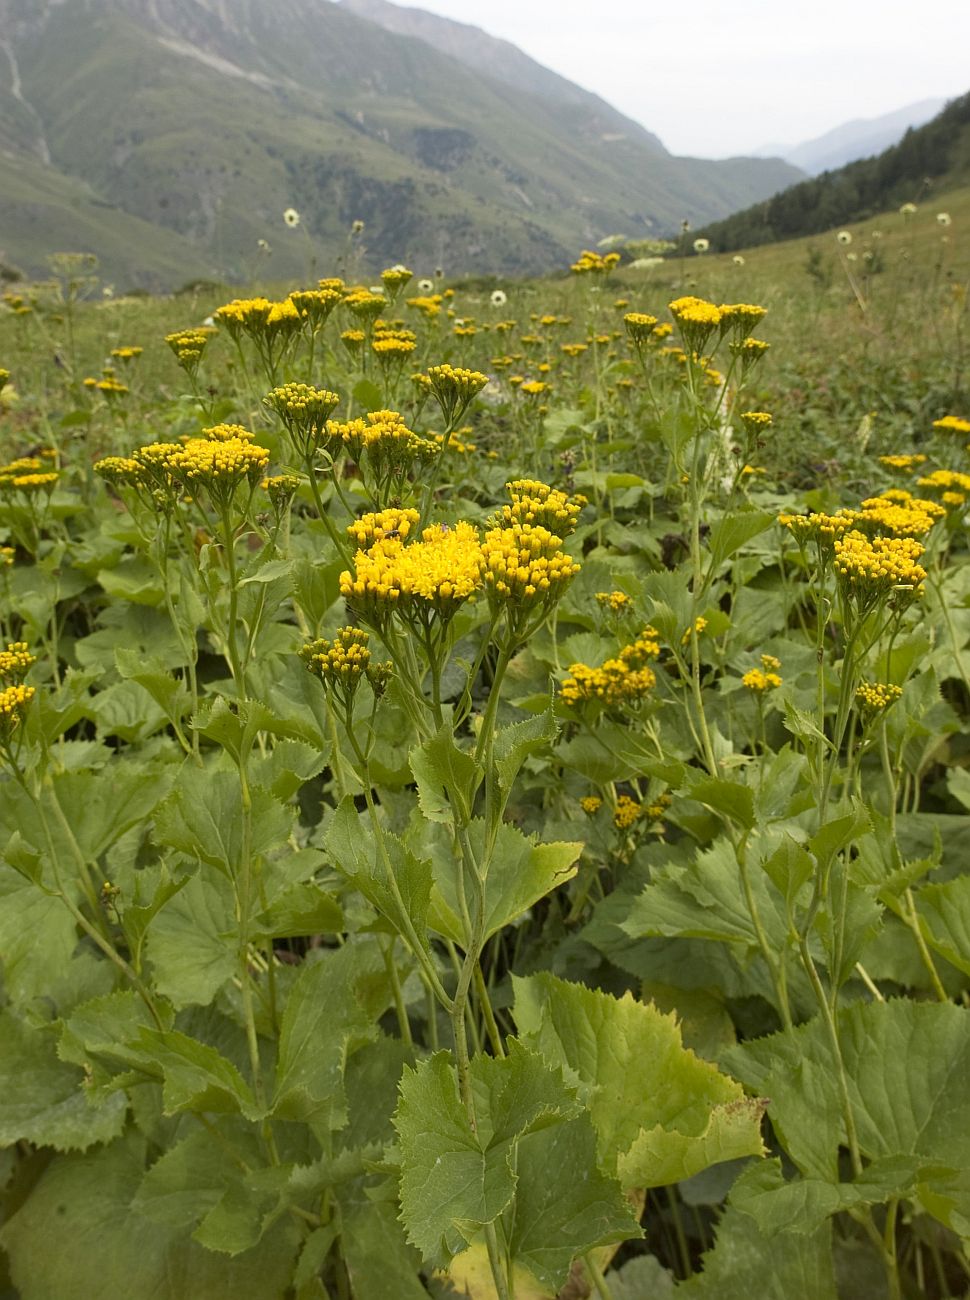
[389,0,970,157]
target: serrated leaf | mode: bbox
[251,882,342,940]
[724,999,970,1229]
[326,796,433,953]
[418,818,580,946]
[128,1027,261,1119]
[623,837,788,948]
[513,972,765,1190]
[504,1115,642,1291]
[680,1165,837,1299]
[684,772,755,830]
[493,706,558,794]
[706,510,774,570]
[0,1133,300,1300]
[145,870,237,1008]
[154,768,292,877]
[393,1043,581,1265]
[0,1011,127,1151]
[410,724,482,823]
[915,875,970,975]
[271,940,384,1124]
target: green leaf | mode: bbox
[680,1165,837,1299]
[0,1011,127,1151]
[493,705,558,795]
[353,378,383,410]
[251,882,342,940]
[155,768,292,876]
[0,867,80,1007]
[512,972,765,1190]
[419,818,581,945]
[128,1027,261,1119]
[271,940,384,1124]
[684,771,755,830]
[145,869,237,1008]
[393,1042,581,1265]
[120,866,190,969]
[0,1133,300,1300]
[761,836,815,907]
[341,1195,429,1300]
[706,510,774,571]
[504,1115,642,1291]
[325,796,433,953]
[623,837,788,949]
[409,724,482,823]
[915,875,970,975]
[725,999,970,1229]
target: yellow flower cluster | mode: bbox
[857,494,942,537]
[265,384,341,456]
[170,436,268,489]
[833,531,927,604]
[742,667,782,691]
[0,546,14,567]
[916,468,970,505]
[262,473,302,513]
[111,346,143,362]
[580,795,603,815]
[0,368,9,392]
[779,510,858,556]
[405,294,444,319]
[300,627,371,699]
[499,479,585,536]
[740,411,773,433]
[325,409,438,493]
[562,630,659,708]
[681,616,708,644]
[669,296,722,350]
[718,303,767,337]
[879,454,926,470]
[201,423,255,443]
[165,327,214,374]
[0,682,34,742]
[347,507,420,550]
[0,642,35,682]
[0,456,59,494]
[216,296,301,342]
[612,792,671,830]
[932,415,970,435]
[343,289,386,324]
[481,523,579,622]
[856,681,903,712]
[571,250,621,275]
[419,364,489,424]
[340,522,485,628]
[596,590,632,614]
[730,337,770,368]
[289,287,342,329]
[381,265,413,294]
[624,312,659,346]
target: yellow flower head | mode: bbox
[742,667,782,692]
[420,364,489,426]
[482,523,579,625]
[0,642,35,683]
[833,531,927,608]
[265,384,341,457]
[580,795,603,815]
[347,507,421,550]
[879,454,926,471]
[669,296,721,352]
[500,479,585,537]
[300,627,371,701]
[289,287,343,329]
[570,249,621,275]
[932,415,970,435]
[856,681,903,713]
[0,682,34,744]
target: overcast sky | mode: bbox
[389,0,970,157]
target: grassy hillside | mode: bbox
[694,91,970,253]
[0,0,800,284]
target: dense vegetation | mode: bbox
[0,201,968,1298]
[695,92,970,253]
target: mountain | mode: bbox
[0,0,801,288]
[754,98,948,175]
[694,92,970,254]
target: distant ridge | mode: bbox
[695,92,970,254]
[0,0,801,287]
[754,98,947,175]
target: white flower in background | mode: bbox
[283,208,301,228]
[629,257,664,270]
[693,238,710,253]
[937,212,952,227]
[733,255,745,266]
[837,230,852,246]
[899,202,917,217]
[490,289,508,307]
[417,278,434,293]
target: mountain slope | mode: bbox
[0,0,801,285]
[695,92,970,254]
[755,98,947,175]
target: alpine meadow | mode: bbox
[1,4,970,1299]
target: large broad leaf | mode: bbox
[706,510,774,572]
[0,1011,127,1151]
[622,837,788,949]
[914,875,970,975]
[271,939,386,1125]
[393,1042,582,1266]
[0,1133,300,1300]
[725,1000,970,1232]
[415,817,581,947]
[512,972,765,1190]
[325,796,434,955]
[0,866,80,1007]
[154,768,292,878]
[680,1165,838,1299]
[145,869,237,1008]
